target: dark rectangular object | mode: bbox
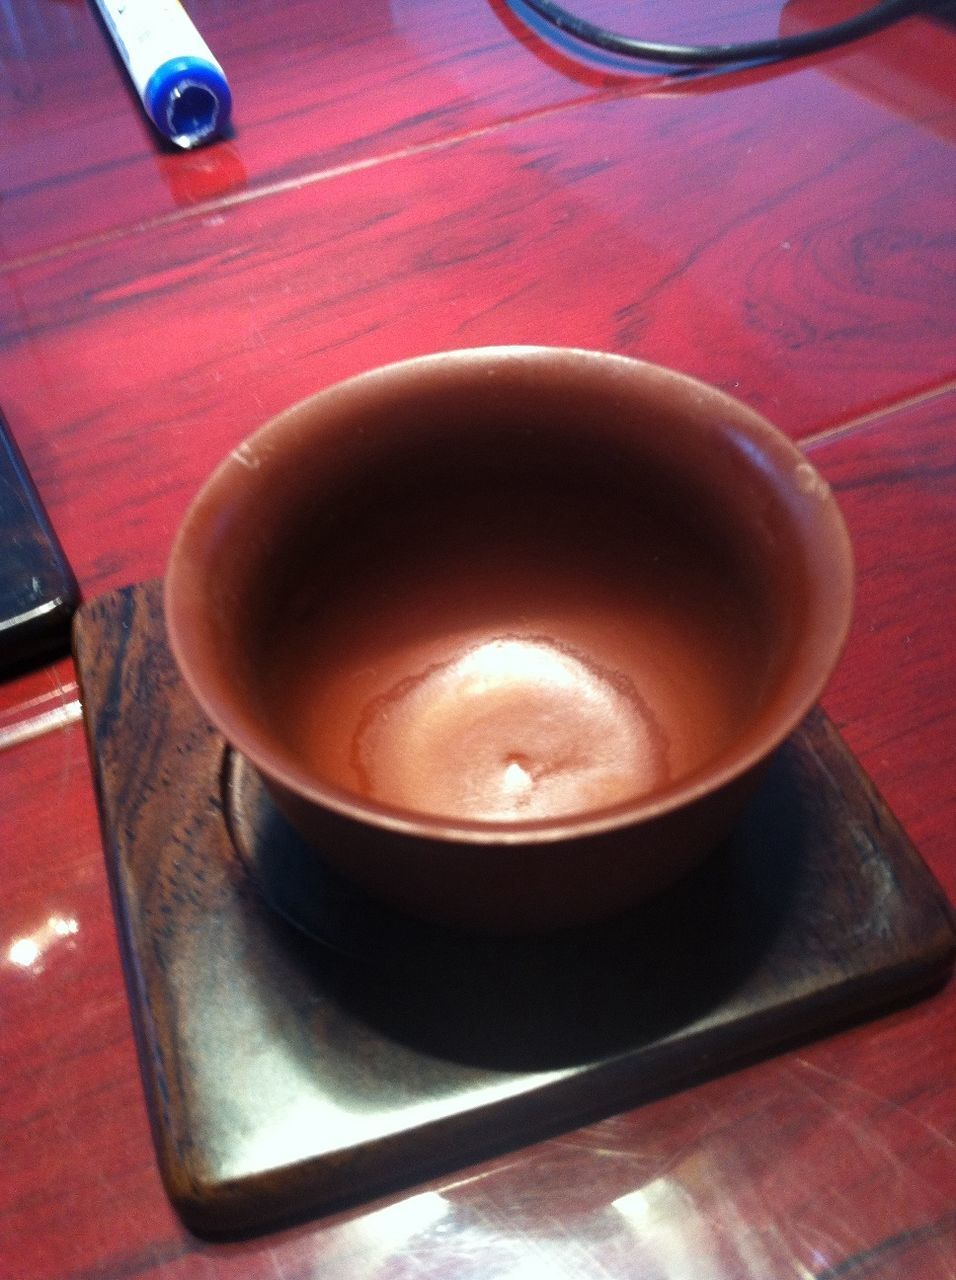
[73,581,955,1238]
[0,410,78,671]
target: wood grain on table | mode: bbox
[3,72,954,607]
[1,0,954,1276]
[10,0,934,261]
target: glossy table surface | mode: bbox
[1,1,955,1276]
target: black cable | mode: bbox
[513,0,931,67]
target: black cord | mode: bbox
[513,0,932,67]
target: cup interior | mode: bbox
[167,349,853,836]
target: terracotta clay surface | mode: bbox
[165,350,852,928]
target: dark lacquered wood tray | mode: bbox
[73,580,955,1239]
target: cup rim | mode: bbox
[165,345,855,847]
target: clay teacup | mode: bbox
[165,347,853,933]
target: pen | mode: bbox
[91,0,232,150]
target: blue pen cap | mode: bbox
[144,57,232,148]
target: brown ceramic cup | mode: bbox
[165,347,853,933]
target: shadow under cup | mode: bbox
[166,348,853,932]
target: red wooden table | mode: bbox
[2,1,955,1275]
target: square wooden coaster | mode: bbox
[74,581,955,1237]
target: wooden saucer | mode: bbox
[74,580,955,1238]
